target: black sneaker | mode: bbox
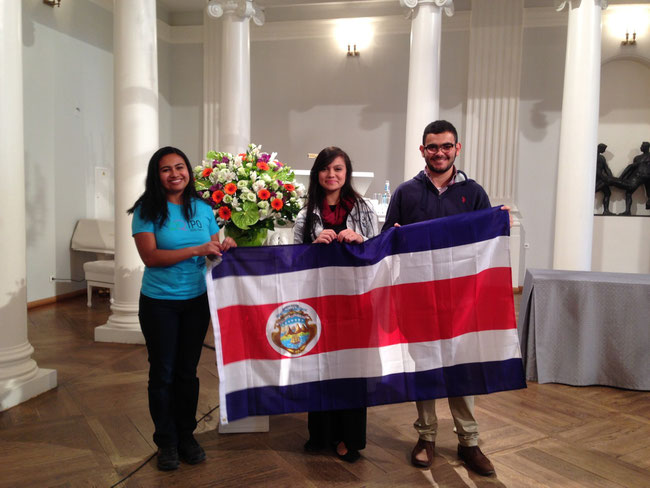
[179,437,206,465]
[157,446,180,471]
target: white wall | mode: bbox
[516,24,566,271]
[23,0,113,302]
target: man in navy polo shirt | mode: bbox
[383,120,508,476]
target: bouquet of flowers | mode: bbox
[193,143,306,246]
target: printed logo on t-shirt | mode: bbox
[169,219,204,232]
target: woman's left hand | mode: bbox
[337,229,363,244]
[221,237,237,251]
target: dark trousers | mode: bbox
[308,408,367,451]
[139,293,210,448]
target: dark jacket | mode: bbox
[381,169,490,231]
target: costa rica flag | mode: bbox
[207,206,526,424]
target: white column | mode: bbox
[464,0,524,287]
[401,0,454,180]
[206,0,264,155]
[96,0,159,343]
[464,0,523,208]
[203,11,221,156]
[552,0,606,271]
[0,1,57,411]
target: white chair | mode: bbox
[70,219,115,307]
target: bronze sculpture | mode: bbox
[595,143,614,215]
[607,142,650,215]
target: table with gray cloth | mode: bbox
[518,268,650,390]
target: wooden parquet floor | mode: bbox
[1,294,649,487]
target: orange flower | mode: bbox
[224,183,237,195]
[211,190,224,204]
[256,162,269,171]
[283,183,295,192]
[238,153,246,157]
[271,198,284,211]
[202,167,213,178]
[218,206,232,220]
[257,189,271,200]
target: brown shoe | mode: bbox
[411,439,435,468]
[457,445,495,476]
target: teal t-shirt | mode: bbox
[132,199,219,300]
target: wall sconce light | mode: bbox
[43,0,61,6]
[335,19,373,57]
[606,6,647,47]
[622,31,637,46]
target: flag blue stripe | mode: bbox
[213,206,509,279]
[223,358,526,422]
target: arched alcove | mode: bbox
[597,58,650,216]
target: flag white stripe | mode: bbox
[221,329,521,395]
[215,236,510,308]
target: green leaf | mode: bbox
[276,169,291,181]
[195,180,211,191]
[206,150,218,160]
[231,201,259,230]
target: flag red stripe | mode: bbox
[217,267,515,365]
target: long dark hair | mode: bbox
[127,146,198,225]
[302,146,369,243]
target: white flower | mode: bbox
[237,180,249,189]
[270,181,280,191]
[223,194,233,204]
[202,191,210,199]
[261,173,272,183]
[249,171,257,181]
[237,167,247,177]
[245,192,257,203]
[231,197,240,210]
[295,184,306,197]
[257,200,269,210]
[252,180,266,192]
[275,192,284,200]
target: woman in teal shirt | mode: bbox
[129,146,235,471]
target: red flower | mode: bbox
[224,183,237,195]
[257,189,271,200]
[271,198,284,211]
[211,190,224,204]
[283,183,295,192]
[256,162,270,171]
[202,167,213,178]
[276,161,284,167]
[218,206,232,220]
[238,153,247,157]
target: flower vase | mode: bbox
[225,226,268,247]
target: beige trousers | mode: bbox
[414,396,479,447]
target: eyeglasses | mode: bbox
[424,143,456,153]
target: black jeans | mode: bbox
[139,293,210,448]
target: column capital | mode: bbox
[400,0,454,17]
[555,0,608,12]
[206,0,265,26]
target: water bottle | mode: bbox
[382,180,391,206]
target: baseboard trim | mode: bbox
[27,289,86,310]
